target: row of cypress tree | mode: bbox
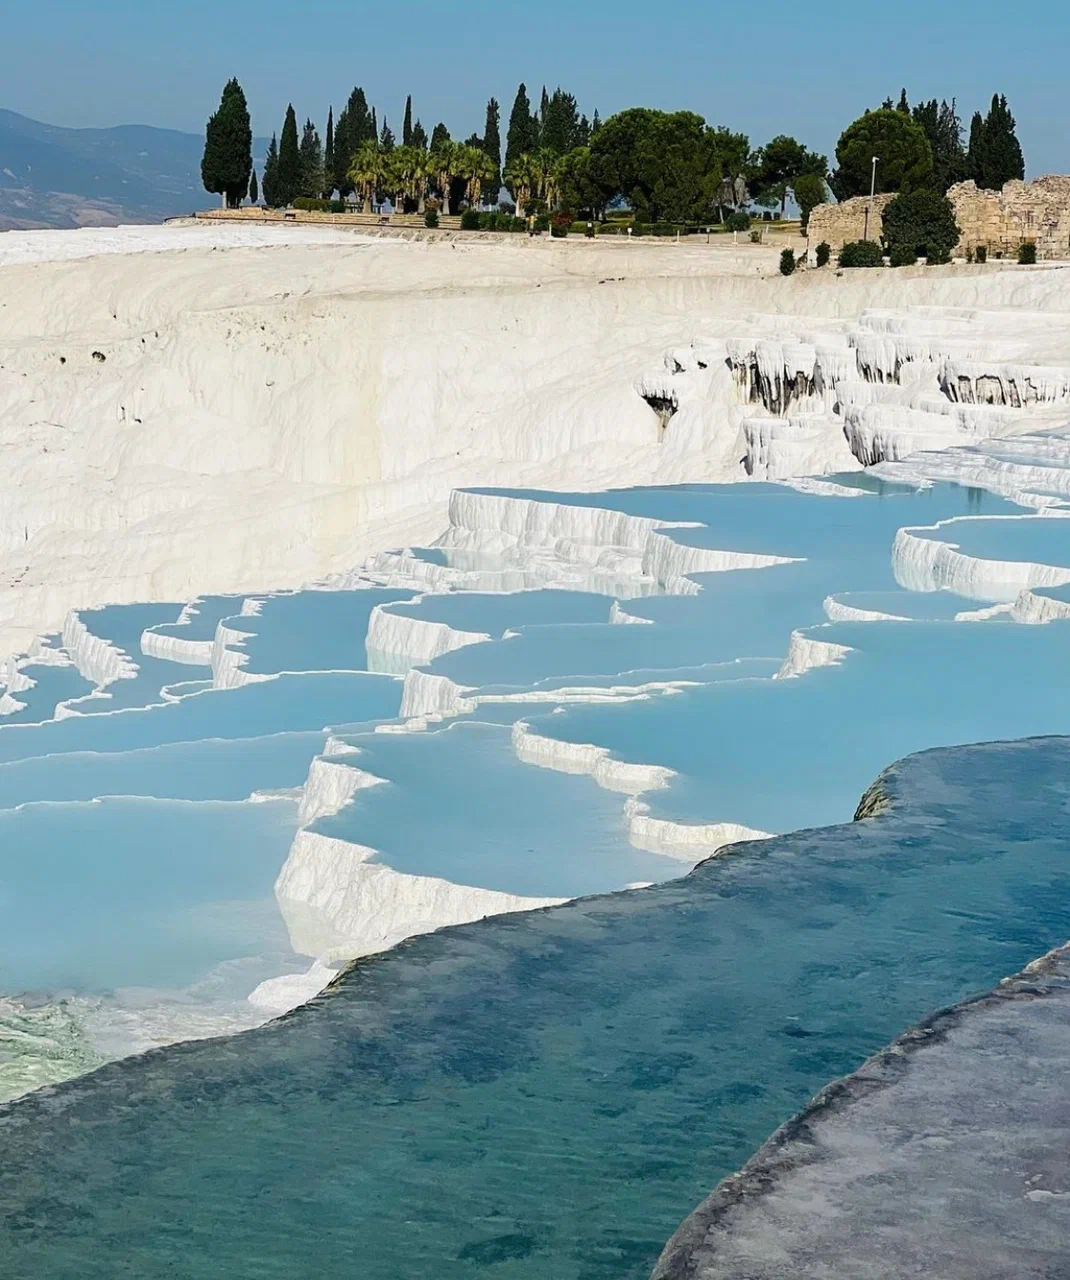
[203,80,598,209]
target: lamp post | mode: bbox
[863,155,879,241]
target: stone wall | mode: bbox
[949,177,1070,259]
[807,193,896,251]
[808,176,1070,261]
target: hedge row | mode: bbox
[292,197,348,214]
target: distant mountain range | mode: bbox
[0,109,267,230]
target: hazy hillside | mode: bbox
[0,110,266,230]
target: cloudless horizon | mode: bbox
[7,0,1070,175]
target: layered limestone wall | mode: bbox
[809,177,1070,260]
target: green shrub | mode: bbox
[815,241,831,268]
[424,209,439,229]
[975,244,987,263]
[632,221,651,237]
[293,197,333,212]
[651,222,678,236]
[889,243,918,267]
[839,239,883,268]
[329,199,346,214]
[1018,241,1037,264]
[726,212,751,232]
[779,248,796,276]
[460,209,481,231]
[882,190,960,266]
[749,230,761,243]
[534,212,550,233]
[511,216,527,233]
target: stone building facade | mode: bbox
[808,176,1070,260]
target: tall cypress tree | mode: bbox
[262,134,280,207]
[323,107,335,198]
[334,108,351,196]
[541,88,580,155]
[249,167,258,205]
[403,96,413,147]
[412,119,428,151]
[966,111,985,184]
[591,109,602,138]
[482,98,501,201]
[372,107,378,145]
[896,88,910,114]
[379,117,395,151]
[277,104,301,206]
[978,94,1025,190]
[505,83,536,175]
[913,98,966,193]
[298,118,324,198]
[201,78,253,208]
[430,122,450,152]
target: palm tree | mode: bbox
[430,140,465,215]
[387,145,427,213]
[462,146,497,209]
[347,141,382,214]
[533,148,560,209]
[505,152,539,214]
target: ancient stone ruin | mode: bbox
[808,175,1070,261]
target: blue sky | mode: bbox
[7,0,1069,174]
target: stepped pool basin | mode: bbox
[2,453,1070,1269]
[2,737,1070,1278]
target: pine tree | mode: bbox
[298,118,324,198]
[412,119,428,151]
[482,98,502,204]
[897,88,910,114]
[201,78,253,208]
[591,109,602,138]
[505,84,537,177]
[262,134,280,206]
[430,122,450,151]
[277,104,301,206]
[380,118,395,151]
[249,167,258,205]
[403,96,413,147]
[577,114,591,148]
[977,94,1025,190]
[323,107,335,198]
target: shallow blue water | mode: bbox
[912,511,1070,566]
[0,672,400,765]
[314,721,677,897]
[0,662,94,724]
[219,588,415,678]
[1,737,1068,1279]
[0,797,298,992]
[0,732,327,810]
